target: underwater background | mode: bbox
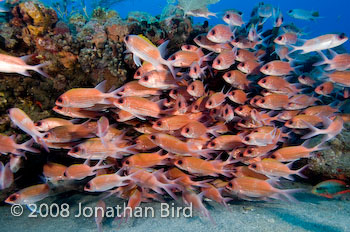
[0,0,350,231]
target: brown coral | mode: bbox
[106,23,130,43]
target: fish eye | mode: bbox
[288,10,292,13]
[56,106,63,110]
[236,106,242,111]
[211,29,216,35]
[231,91,235,96]
[271,154,276,159]
[227,72,232,77]
[136,71,140,75]
[264,65,269,70]
[194,105,199,110]
[177,160,183,165]
[277,36,282,41]
[339,33,346,39]
[319,86,324,90]
[234,38,239,43]
[238,152,244,157]
[85,183,91,189]
[217,59,221,64]
[35,121,42,126]
[238,11,243,15]
[178,102,182,108]
[244,137,250,141]
[118,98,124,104]
[230,36,234,40]
[225,14,230,19]
[208,101,212,106]
[57,97,63,103]
[143,76,149,81]
[251,164,257,169]
[232,168,237,173]
[169,56,176,61]
[125,35,129,41]
[125,160,130,165]
[241,119,246,124]
[156,121,162,126]
[43,134,49,138]
[253,98,258,103]
[225,108,229,114]
[210,141,216,147]
[261,99,265,104]
[228,182,233,188]
[186,45,190,49]
[247,149,252,154]
[300,75,305,79]
[72,147,80,153]
[185,128,190,133]
[9,194,17,201]
[173,89,177,94]
[193,67,197,72]
[197,36,202,40]
[261,79,266,83]
[191,85,195,90]
[150,135,156,140]
[213,109,217,113]
[241,63,245,67]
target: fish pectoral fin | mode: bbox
[133,55,142,67]
[19,70,31,77]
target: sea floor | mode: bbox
[0,182,349,232]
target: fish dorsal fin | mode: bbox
[158,40,170,58]
[138,34,156,47]
[95,80,107,93]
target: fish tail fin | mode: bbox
[279,188,303,203]
[300,120,324,139]
[18,139,40,153]
[294,164,309,179]
[31,62,50,78]
[313,51,330,67]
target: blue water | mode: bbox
[110,0,348,38]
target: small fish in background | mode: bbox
[312,180,350,199]
[184,8,217,19]
[0,161,13,190]
[0,54,49,77]
[222,10,245,27]
[287,9,321,21]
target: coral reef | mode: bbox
[309,123,350,181]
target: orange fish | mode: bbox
[43,162,67,182]
[212,48,237,70]
[124,35,176,77]
[315,82,334,96]
[207,24,234,43]
[302,116,344,142]
[0,135,38,156]
[5,184,50,205]
[270,141,326,162]
[123,151,170,168]
[114,80,162,97]
[248,158,307,180]
[222,70,250,89]
[55,81,116,108]
[139,70,178,90]
[35,118,73,131]
[326,71,350,87]
[0,54,49,77]
[65,159,112,180]
[260,60,294,76]
[194,34,232,53]
[227,176,298,201]
[0,161,13,190]
[113,96,162,119]
[314,50,350,71]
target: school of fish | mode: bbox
[1,2,350,230]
